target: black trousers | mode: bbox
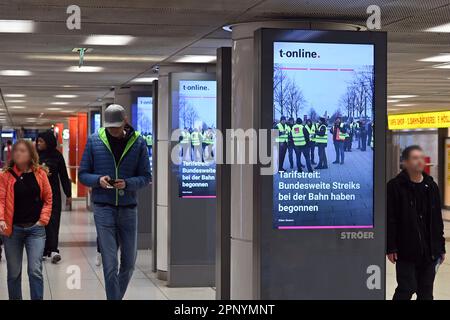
[393,258,437,300]
[309,142,316,163]
[44,196,62,255]
[294,146,313,172]
[278,142,288,171]
[287,144,295,169]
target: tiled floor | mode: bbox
[0,200,215,300]
[2,202,450,300]
[386,210,450,300]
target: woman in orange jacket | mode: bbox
[0,139,52,300]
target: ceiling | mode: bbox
[0,0,449,127]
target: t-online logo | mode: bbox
[279,48,320,59]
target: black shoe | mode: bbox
[332,161,339,164]
[279,168,285,172]
[323,165,328,169]
[314,166,322,170]
[340,162,344,165]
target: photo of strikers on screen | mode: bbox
[273,42,375,229]
[176,80,217,198]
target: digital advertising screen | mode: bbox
[90,111,101,134]
[273,42,375,229]
[175,80,217,198]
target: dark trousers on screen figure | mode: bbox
[393,258,437,300]
[94,204,138,300]
[316,144,328,169]
[333,141,345,164]
[287,144,295,169]
[309,142,316,164]
[294,146,313,172]
[278,142,288,171]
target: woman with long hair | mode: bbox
[36,130,72,263]
[0,139,52,300]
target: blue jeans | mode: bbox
[2,224,46,300]
[93,204,138,300]
[334,140,345,164]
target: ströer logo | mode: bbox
[279,49,320,59]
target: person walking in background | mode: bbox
[0,140,53,300]
[276,116,290,172]
[344,121,352,152]
[314,117,328,170]
[330,117,346,165]
[287,117,296,170]
[79,104,151,300]
[387,145,445,300]
[367,120,373,148]
[36,130,72,264]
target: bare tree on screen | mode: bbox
[273,64,289,117]
[285,80,306,119]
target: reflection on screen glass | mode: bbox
[272,42,374,229]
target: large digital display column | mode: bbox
[273,42,375,229]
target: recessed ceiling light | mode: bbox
[425,23,450,33]
[174,55,216,63]
[394,104,416,107]
[62,85,80,88]
[388,95,418,99]
[51,102,68,105]
[46,107,62,111]
[66,66,103,72]
[4,94,25,98]
[387,99,400,103]
[54,94,78,98]
[0,20,35,33]
[9,106,25,109]
[60,110,74,113]
[419,54,450,63]
[6,100,26,103]
[132,77,157,83]
[432,63,450,69]
[0,70,32,76]
[84,35,135,46]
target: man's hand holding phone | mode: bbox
[99,176,126,189]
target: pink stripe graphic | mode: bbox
[309,68,339,71]
[182,195,216,199]
[278,225,373,230]
[280,67,308,70]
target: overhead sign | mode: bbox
[388,111,450,130]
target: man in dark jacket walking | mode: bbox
[37,130,72,264]
[79,104,151,300]
[387,145,445,300]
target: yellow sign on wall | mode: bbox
[388,111,450,130]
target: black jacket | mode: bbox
[387,170,445,262]
[37,131,72,206]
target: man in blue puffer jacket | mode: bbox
[79,104,151,300]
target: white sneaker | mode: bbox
[51,252,61,264]
[95,252,102,267]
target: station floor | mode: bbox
[1,202,450,300]
[0,201,215,300]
